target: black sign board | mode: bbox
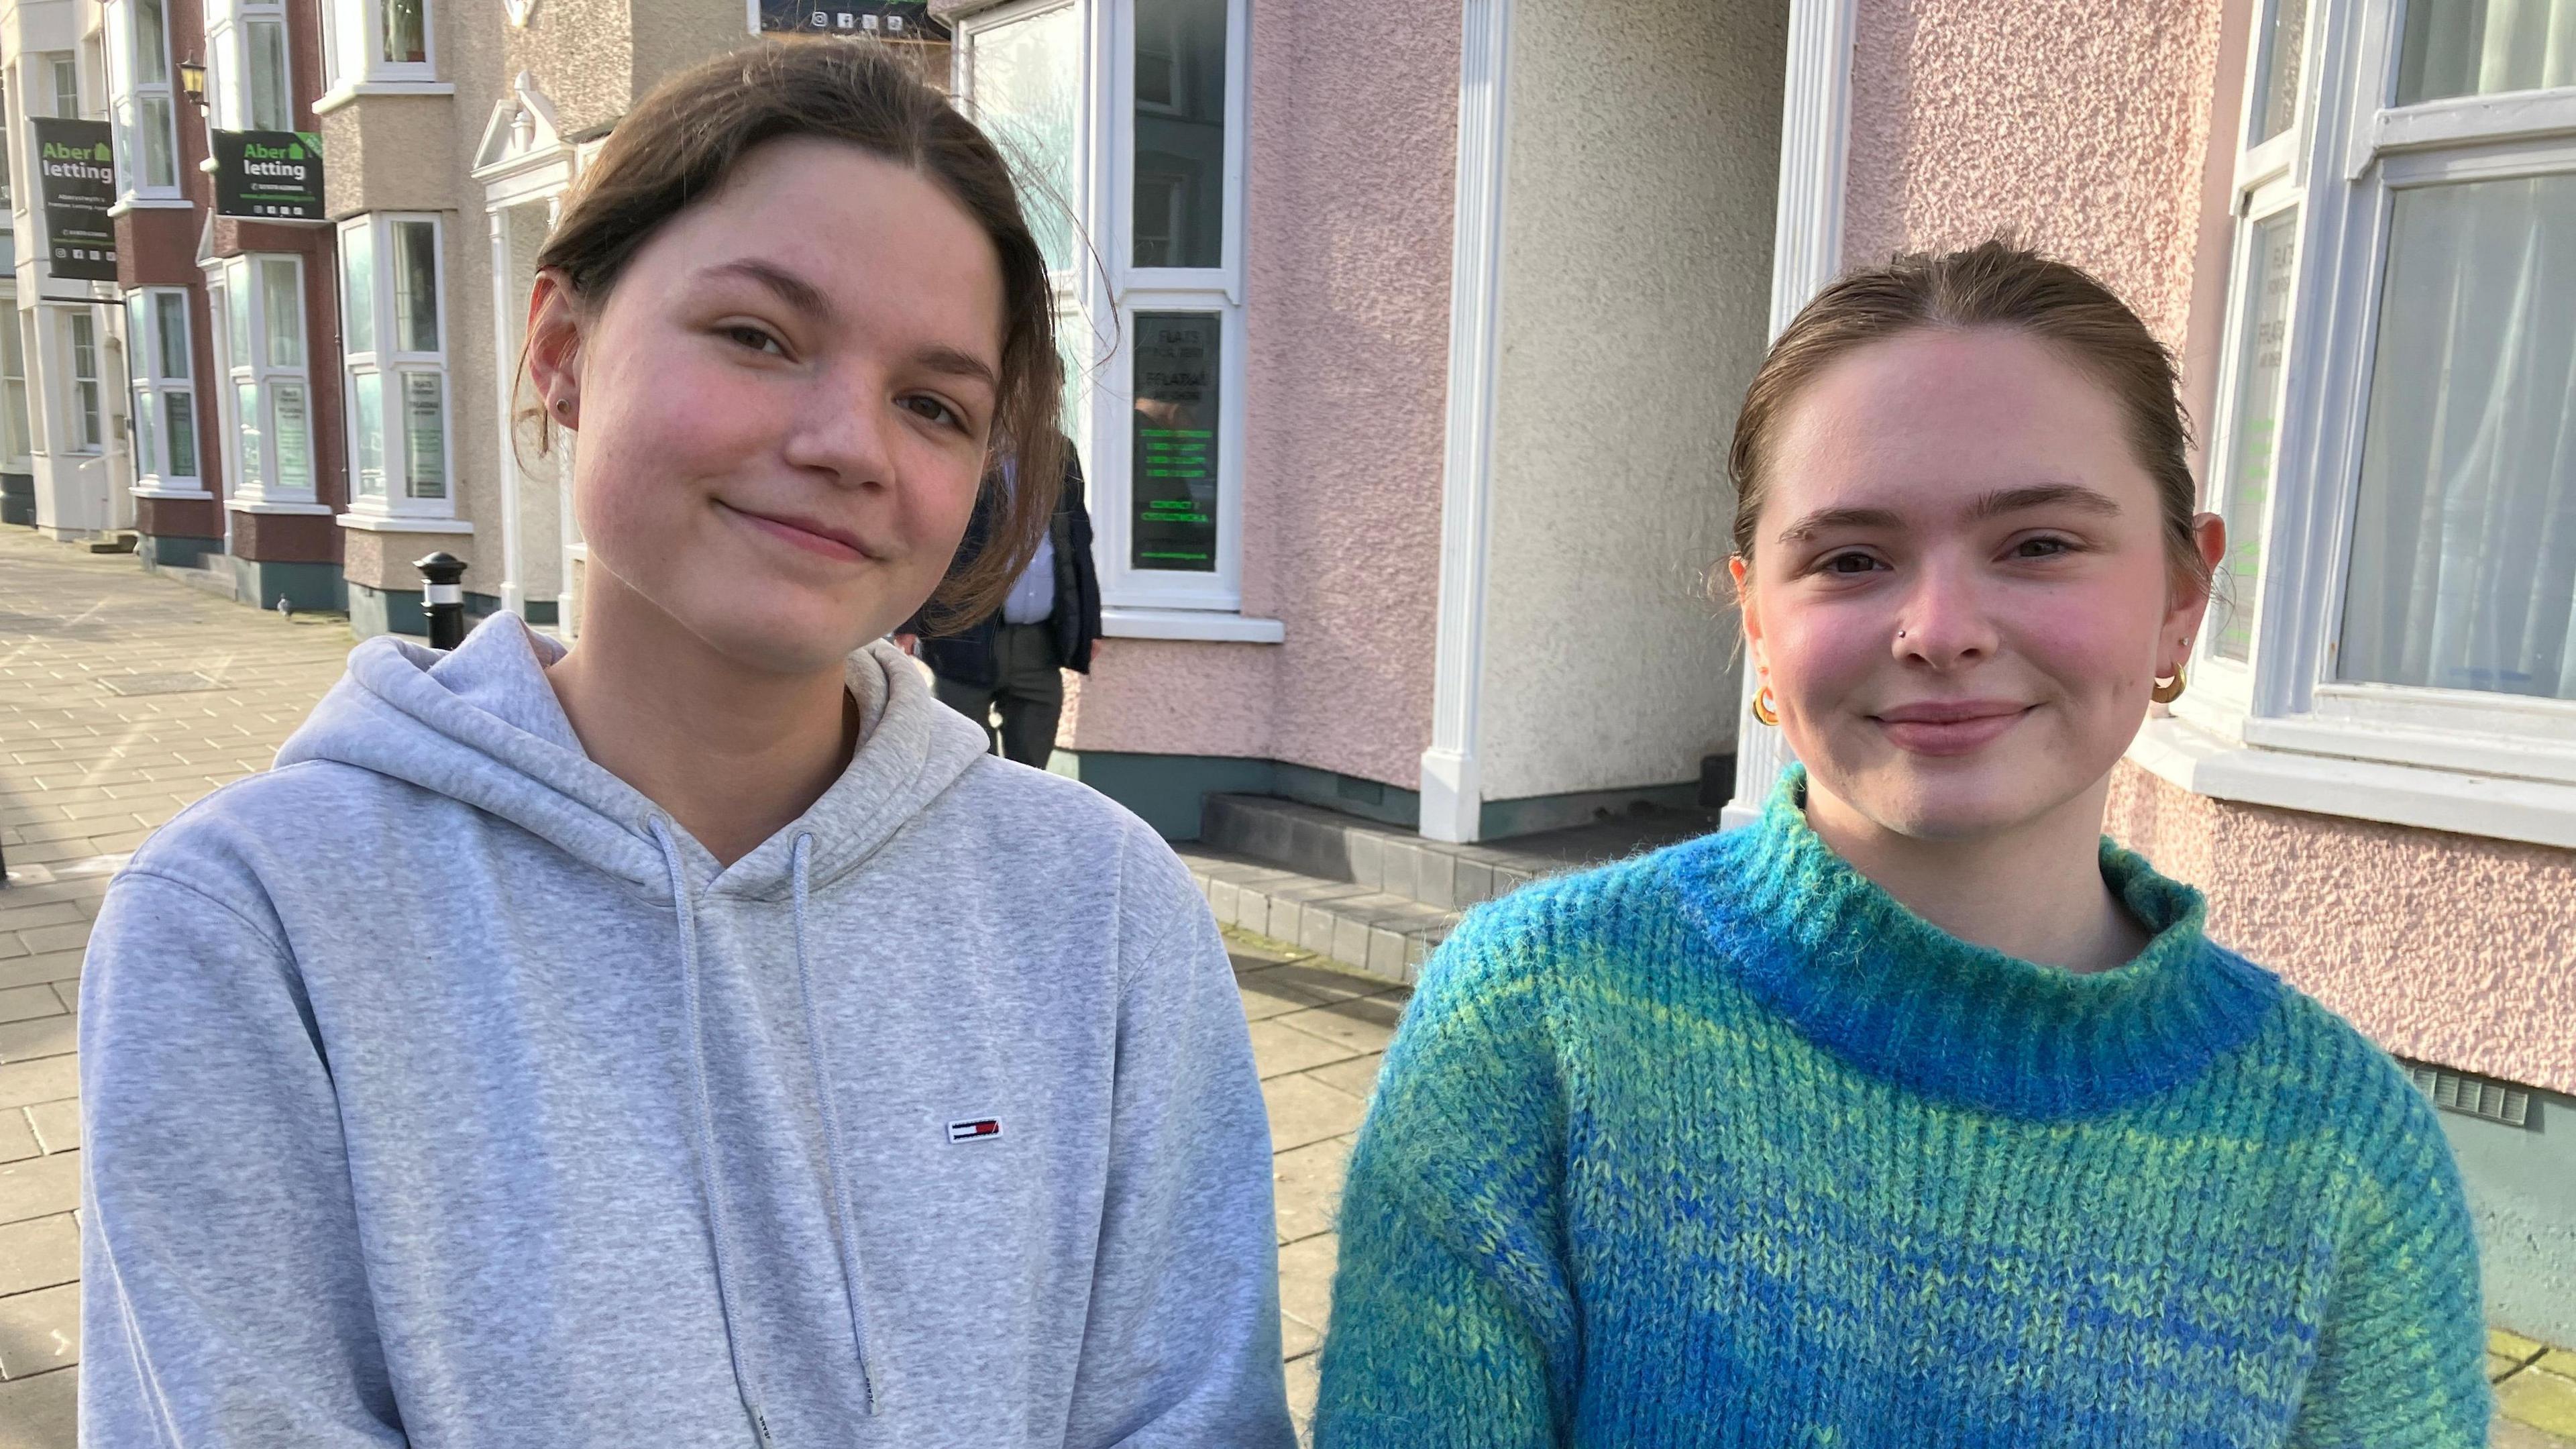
[759,0,947,38]
[1131,312,1221,572]
[213,130,326,220]
[32,119,115,282]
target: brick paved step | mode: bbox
[1176,845,1454,987]
[1182,793,1730,984]
[1200,792,1728,914]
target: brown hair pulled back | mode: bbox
[1728,241,2207,589]
[528,39,1063,631]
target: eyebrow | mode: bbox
[1774,482,2123,547]
[700,259,832,322]
[913,343,1001,394]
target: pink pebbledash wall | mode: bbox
[1843,0,2573,1092]
[2108,767,2576,1097]
[1841,0,2226,347]
[1061,0,1462,789]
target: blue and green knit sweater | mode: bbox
[1313,771,2488,1447]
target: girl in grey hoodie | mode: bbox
[78,42,1291,1449]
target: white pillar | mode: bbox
[1723,0,1858,830]
[1418,0,1515,845]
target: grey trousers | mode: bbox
[932,622,1065,767]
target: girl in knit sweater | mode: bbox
[1313,243,2489,1447]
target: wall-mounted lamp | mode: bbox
[178,60,207,109]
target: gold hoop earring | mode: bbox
[1752,685,1779,727]
[2151,666,2187,704]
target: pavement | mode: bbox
[0,525,2567,1448]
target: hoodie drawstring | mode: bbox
[790,831,881,1413]
[653,819,777,1448]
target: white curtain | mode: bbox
[2340,173,2576,698]
[2401,0,2576,103]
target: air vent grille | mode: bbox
[2404,1061,2532,1128]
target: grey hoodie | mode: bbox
[78,616,1293,1448]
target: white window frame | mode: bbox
[210,253,317,505]
[124,286,205,496]
[103,0,182,203]
[319,0,439,101]
[338,211,455,518]
[2138,0,2576,847]
[0,297,32,470]
[52,305,104,453]
[207,0,297,133]
[956,0,1275,639]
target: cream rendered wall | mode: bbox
[1471,0,1783,805]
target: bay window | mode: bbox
[339,213,451,513]
[956,0,1263,633]
[105,0,180,198]
[322,0,436,94]
[2149,0,2576,846]
[211,254,313,502]
[208,0,295,131]
[125,288,200,492]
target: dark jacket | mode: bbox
[911,445,1103,687]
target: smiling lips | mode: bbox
[1870,699,2035,756]
[717,500,877,564]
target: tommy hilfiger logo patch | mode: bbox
[948,1118,1002,1143]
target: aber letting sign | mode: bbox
[32,119,116,282]
[213,130,326,220]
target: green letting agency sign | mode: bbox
[32,119,115,282]
[213,131,326,221]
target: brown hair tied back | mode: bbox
[526,39,1065,633]
[1727,240,2208,591]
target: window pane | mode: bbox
[134,0,168,84]
[967,4,1079,274]
[1130,311,1220,572]
[260,258,302,368]
[1,316,28,460]
[52,57,77,118]
[382,0,427,66]
[1132,0,1226,268]
[132,388,157,476]
[2212,210,2297,663]
[353,370,385,496]
[341,223,376,356]
[402,372,443,498]
[225,268,252,370]
[2340,174,2576,698]
[392,220,438,353]
[123,296,151,377]
[235,380,265,486]
[140,94,175,188]
[155,291,188,380]
[272,382,309,491]
[2400,0,2576,104]
[69,312,97,380]
[164,387,195,477]
[248,21,289,131]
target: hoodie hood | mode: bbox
[275,614,994,898]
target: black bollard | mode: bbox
[416,551,468,650]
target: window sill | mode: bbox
[130,482,213,499]
[314,80,458,115]
[1099,606,1283,643]
[108,195,193,216]
[2127,713,2576,851]
[227,498,333,515]
[335,510,474,533]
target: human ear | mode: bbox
[525,269,589,428]
[2163,512,2228,659]
[1729,555,1768,676]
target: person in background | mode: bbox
[1314,241,2486,1447]
[902,439,1102,767]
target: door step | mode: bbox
[1177,792,1726,986]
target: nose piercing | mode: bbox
[1896,629,1909,640]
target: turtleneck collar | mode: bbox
[1666,767,2283,1120]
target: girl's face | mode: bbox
[534,137,1006,675]
[1733,327,2223,842]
